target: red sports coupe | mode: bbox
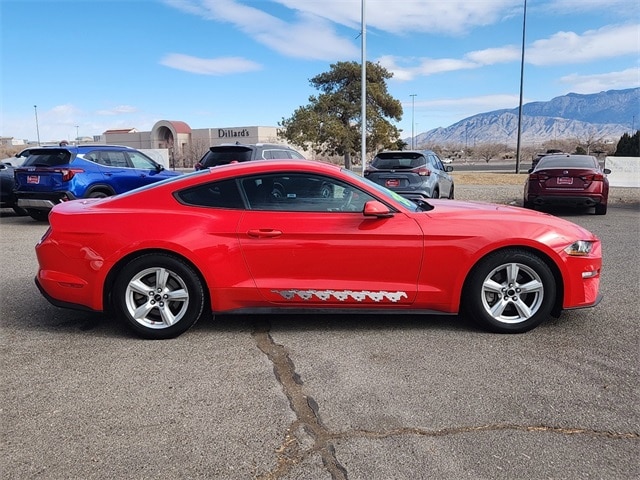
[35,160,602,339]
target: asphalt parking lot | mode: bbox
[1,190,639,479]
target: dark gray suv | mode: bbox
[364,150,454,200]
[194,143,305,170]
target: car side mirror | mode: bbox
[603,168,611,174]
[445,165,453,172]
[156,164,165,172]
[363,200,394,218]
[527,168,533,173]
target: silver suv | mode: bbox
[194,143,305,170]
[365,150,454,200]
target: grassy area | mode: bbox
[454,172,529,185]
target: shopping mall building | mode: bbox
[100,120,302,167]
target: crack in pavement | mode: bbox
[252,321,348,480]
[252,320,639,479]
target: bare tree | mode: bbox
[474,143,506,163]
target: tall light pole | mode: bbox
[515,0,527,174]
[34,105,41,146]
[75,125,79,145]
[360,0,367,175]
[410,94,417,149]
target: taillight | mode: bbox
[581,173,604,182]
[529,173,549,181]
[56,168,83,181]
[413,167,431,176]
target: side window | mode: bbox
[289,150,305,159]
[240,173,375,212]
[128,151,157,169]
[176,179,243,209]
[102,151,129,168]
[431,154,445,170]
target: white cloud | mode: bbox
[417,94,522,111]
[559,68,640,92]
[160,54,262,75]
[527,24,640,65]
[273,0,521,35]
[164,0,358,61]
[95,105,138,116]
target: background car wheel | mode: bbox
[448,186,454,199]
[12,206,28,216]
[113,254,205,339]
[88,191,109,198]
[594,203,607,215]
[431,188,440,199]
[26,209,49,221]
[462,249,555,333]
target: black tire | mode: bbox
[113,254,205,339]
[523,200,535,209]
[88,191,109,198]
[26,209,49,221]
[448,186,454,199]
[462,249,556,333]
[594,203,607,215]
[12,206,28,216]
[431,188,440,199]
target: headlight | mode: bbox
[564,240,594,256]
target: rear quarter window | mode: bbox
[176,179,244,209]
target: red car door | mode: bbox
[237,209,423,306]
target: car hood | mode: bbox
[422,199,596,240]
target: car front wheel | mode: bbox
[113,254,205,339]
[462,249,555,333]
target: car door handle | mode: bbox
[247,229,282,238]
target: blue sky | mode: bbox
[1,0,639,144]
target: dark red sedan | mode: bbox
[524,154,611,215]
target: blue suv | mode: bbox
[14,145,181,220]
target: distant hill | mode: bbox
[411,88,639,147]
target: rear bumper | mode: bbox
[16,191,76,210]
[529,195,605,207]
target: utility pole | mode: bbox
[515,0,527,174]
[410,94,417,149]
[34,105,41,146]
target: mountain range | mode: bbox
[411,88,639,147]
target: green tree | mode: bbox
[614,131,640,156]
[279,61,403,169]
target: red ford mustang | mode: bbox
[35,160,602,339]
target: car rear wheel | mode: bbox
[432,188,439,199]
[448,186,454,199]
[113,254,205,339]
[12,206,28,216]
[26,209,49,221]
[462,249,555,333]
[594,203,607,215]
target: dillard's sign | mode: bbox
[218,128,250,138]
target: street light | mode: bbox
[410,94,417,149]
[75,125,79,145]
[515,0,527,174]
[34,105,41,146]
[360,0,367,175]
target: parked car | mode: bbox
[14,145,181,221]
[194,143,305,170]
[524,154,610,215]
[0,163,27,215]
[364,150,454,200]
[35,159,602,339]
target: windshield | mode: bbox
[371,152,425,169]
[22,149,71,167]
